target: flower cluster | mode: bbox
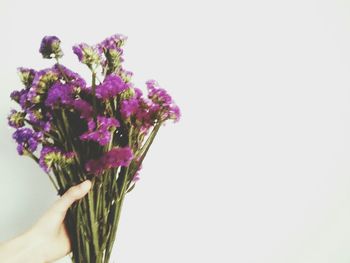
[73,43,101,69]
[80,116,120,146]
[9,34,180,178]
[8,110,26,128]
[95,74,128,100]
[12,128,42,155]
[39,36,63,59]
[8,34,181,263]
[39,146,75,172]
[85,147,133,174]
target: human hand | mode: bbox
[0,180,92,263]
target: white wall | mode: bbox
[1,0,350,262]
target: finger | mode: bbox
[52,180,92,216]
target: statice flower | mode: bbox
[97,34,127,52]
[45,82,75,108]
[80,116,120,146]
[146,80,181,122]
[10,89,29,109]
[39,146,74,172]
[120,97,139,118]
[120,69,133,83]
[95,74,128,100]
[120,88,156,132]
[72,99,93,120]
[12,128,42,155]
[17,67,36,88]
[85,147,133,174]
[53,64,86,89]
[27,68,59,103]
[8,110,26,128]
[27,110,51,132]
[8,34,181,263]
[73,43,101,69]
[39,36,63,59]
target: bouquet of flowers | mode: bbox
[7,34,180,263]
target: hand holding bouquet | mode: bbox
[7,34,180,263]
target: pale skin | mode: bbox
[0,180,92,263]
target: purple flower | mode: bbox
[27,110,52,132]
[96,34,127,53]
[39,146,74,172]
[53,64,86,89]
[132,163,142,182]
[39,36,63,59]
[72,99,93,120]
[28,68,59,104]
[73,43,101,68]
[17,67,36,88]
[45,82,74,108]
[146,80,181,122]
[12,128,42,155]
[120,98,139,118]
[10,89,30,109]
[95,74,128,100]
[97,35,127,74]
[80,116,120,146]
[85,147,133,175]
[8,110,26,128]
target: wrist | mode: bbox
[0,230,45,263]
[16,230,46,263]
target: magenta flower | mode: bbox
[53,64,86,89]
[8,34,181,263]
[72,99,93,120]
[97,34,127,53]
[85,147,133,174]
[45,82,75,108]
[96,74,128,100]
[146,80,181,122]
[80,116,120,146]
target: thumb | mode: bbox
[52,180,92,217]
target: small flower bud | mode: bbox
[39,36,63,59]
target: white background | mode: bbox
[1,0,350,262]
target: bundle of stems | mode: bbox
[8,34,180,262]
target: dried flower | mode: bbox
[8,34,180,263]
[45,82,75,108]
[85,147,133,174]
[17,67,36,88]
[80,116,120,146]
[12,128,42,155]
[72,99,93,119]
[8,110,26,128]
[27,68,59,104]
[39,36,63,59]
[95,74,128,100]
[39,146,74,172]
[146,80,181,122]
[73,43,101,69]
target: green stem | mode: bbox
[55,58,70,83]
[92,71,97,120]
[126,122,161,190]
[87,180,99,255]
